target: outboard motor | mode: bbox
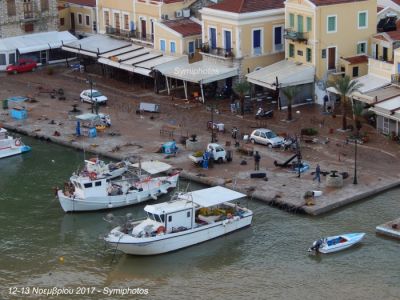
[309,239,323,252]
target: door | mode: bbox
[297,15,303,33]
[70,13,75,32]
[114,13,120,32]
[328,47,336,70]
[383,117,389,135]
[274,26,283,51]
[188,41,194,55]
[40,51,47,65]
[375,44,379,59]
[224,30,231,51]
[383,47,388,61]
[141,19,146,38]
[209,27,216,49]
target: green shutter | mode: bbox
[289,13,294,28]
[297,15,303,32]
[328,16,336,32]
[359,12,366,27]
[307,17,312,32]
[289,44,294,57]
[306,48,312,62]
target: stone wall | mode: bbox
[0,0,59,38]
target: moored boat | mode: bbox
[308,233,366,254]
[0,128,31,159]
[79,157,128,180]
[57,161,179,212]
[104,186,253,255]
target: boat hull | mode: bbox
[58,174,179,212]
[105,214,253,255]
[318,233,365,254]
[0,145,31,159]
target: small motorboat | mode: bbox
[0,128,31,159]
[308,233,365,254]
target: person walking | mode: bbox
[254,151,261,171]
[313,164,321,183]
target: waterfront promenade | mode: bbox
[1,66,400,215]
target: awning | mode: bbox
[62,35,131,57]
[369,95,400,121]
[75,113,101,121]
[130,161,172,175]
[156,60,238,84]
[179,186,246,208]
[246,60,315,90]
[0,31,77,53]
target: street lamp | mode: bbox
[86,76,96,114]
[210,104,215,143]
[353,139,358,184]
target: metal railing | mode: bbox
[201,43,234,58]
[284,29,308,42]
[105,26,154,43]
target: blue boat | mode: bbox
[308,233,366,254]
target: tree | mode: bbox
[328,76,363,130]
[352,101,364,137]
[233,81,250,116]
[281,86,297,121]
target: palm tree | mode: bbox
[352,101,364,137]
[233,81,250,116]
[281,86,297,121]
[328,76,363,130]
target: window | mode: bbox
[168,215,172,222]
[289,44,295,57]
[306,48,312,62]
[327,15,337,33]
[83,183,93,188]
[124,14,129,30]
[9,53,15,65]
[209,27,216,49]
[188,41,195,54]
[357,42,366,54]
[297,15,303,32]
[160,39,166,52]
[252,29,262,55]
[85,15,90,26]
[104,11,110,26]
[0,54,6,65]
[40,0,48,11]
[224,30,232,51]
[95,181,101,187]
[289,13,294,28]
[322,49,326,58]
[60,18,65,26]
[160,214,165,222]
[273,26,283,52]
[78,13,83,25]
[297,50,303,56]
[170,41,176,53]
[358,11,367,29]
[352,66,359,77]
[7,0,16,16]
[187,211,191,218]
[307,17,312,32]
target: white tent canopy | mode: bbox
[179,186,246,208]
[246,60,315,90]
[130,161,172,175]
[0,31,77,53]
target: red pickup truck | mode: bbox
[6,59,37,74]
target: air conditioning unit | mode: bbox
[183,9,190,18]
[175,10,183,18]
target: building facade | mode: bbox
[58,0,97,37]
[0,0,58,38]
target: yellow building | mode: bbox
[96,0,197,45]
[200,0,285,78]
[284,0,377,80]
[58,0,97,36]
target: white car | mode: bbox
[250,128,284,148]
[80,89,108,104]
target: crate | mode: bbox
[11,108,27,120]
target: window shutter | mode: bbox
[289,14,294,28]
[307,17,312,32]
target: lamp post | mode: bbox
[86,76,95,114]
[353,139,358,184]
[210,104,215,143]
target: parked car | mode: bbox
[80,89,108,104]
[250,128,284,148]
[6,59,37,74]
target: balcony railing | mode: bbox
[284,29,308,43]
[201,43,234,58]
[391,74,400,85]
[105,26,154,43]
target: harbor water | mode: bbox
[0,136,399,299]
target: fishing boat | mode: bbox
[78,157,128,180]
[104,186,253,255]
[57,161,180,212]
[0,128,31,159]
[308,233,366,254]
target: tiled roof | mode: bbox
[342,55,368,65]
[65,0,96,7]
[162,19,202,37]
[374,34,390,42]
[377,6,384,12]
[386,30,400,41]
[209,0,284,13]
[309,0,368,6]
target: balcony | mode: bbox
[284,29,308,43]
[201,43,234,58]
[105,26,154,44]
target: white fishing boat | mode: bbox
[0,128,31,159]
[104,186,253,255]
[308,233,366,254]
[57,161,179,212]
[78,157,128,180]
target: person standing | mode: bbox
[254,151,261,171]
[313,164,321,183]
